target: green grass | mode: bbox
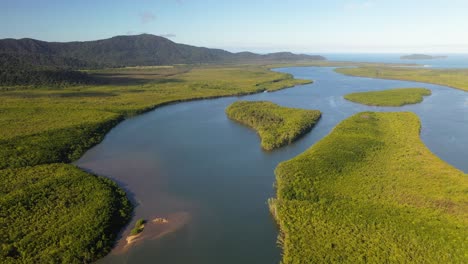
[130,219,146,236]
[0,65,312,169]
[336,67,468,92]
[225,101,321,150]
[269,112,468,263]
[0,64,312,261]
[344,88,432,106]
[0,164,132,263]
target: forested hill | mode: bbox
[0,34,326,68]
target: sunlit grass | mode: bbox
[344,87,431,106]
[270,112,468,263]
[226,101,321,150]
[336,67,468,92]
[0,65,311,168]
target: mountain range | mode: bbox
[0,34,325,69]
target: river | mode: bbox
[76,66,468,264]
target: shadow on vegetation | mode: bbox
[90,73,185,86]
[0,91,117,98]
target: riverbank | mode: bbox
[270,112,468,263]
[0,63,314,262]
[336,67,468,92]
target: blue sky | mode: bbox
[1,0,468,53]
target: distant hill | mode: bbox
[0,34,326,68]
[401,54,447,60]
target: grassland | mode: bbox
[344,88,432,106]
[269,112,468,263]
[0,64,312,262]
[225,101,321,150]
[0,65,312,169]
[336,67,468,92]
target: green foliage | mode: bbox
[344,87,431,106]
[0,34,324,69]
[0,114,122,169]
[336,67,468,92]
[271,112,468,263]
[130,219,146,236]
[0,53,98,86]
[1,66,309,168]
[0,65,312,261]
[226,101,321,150]
[0,164,132,263]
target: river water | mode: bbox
[76,66,468,264]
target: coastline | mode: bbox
[334,67,468,93]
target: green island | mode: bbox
[0,64,312,263]
[225,101,321,150]
[344,87,432,106]
[400,54,447,60]
[269,112,468,263]
[336,67,468,92]
[130,219,146,236]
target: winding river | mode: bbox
[76,66,468,264]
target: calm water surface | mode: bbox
[76,67,468,264]
[322,53,468,68]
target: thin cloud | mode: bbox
[344,0,375,11]
[140,11,156,24]
[159,34,176,38]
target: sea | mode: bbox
[320,53,468,69]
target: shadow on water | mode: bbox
[76,66,468,264]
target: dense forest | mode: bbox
[0,34,326,67]
[0,164,132,263]
[0,53,97,86]
[270,112,468,263]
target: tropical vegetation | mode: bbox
[269,112,468,263]
[344,87,431,106]
[226,101,321,150]
[336,67,468,92]
[0,64,312,262]
[0,164,132,263]
[130,219,146,236]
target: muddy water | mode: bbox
[76,67,468,263]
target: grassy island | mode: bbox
[0,64,312,262]
[130,219,146,236]
[344,88,431,106]
[269,112,468,263]
[226,101,321,150]
[336,67,468,92]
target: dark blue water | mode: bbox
[76,67,468,264]
[322,53,468,68]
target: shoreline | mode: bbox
[334,67,468,93]
[70,65,315,257]
[87,64,467,259]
